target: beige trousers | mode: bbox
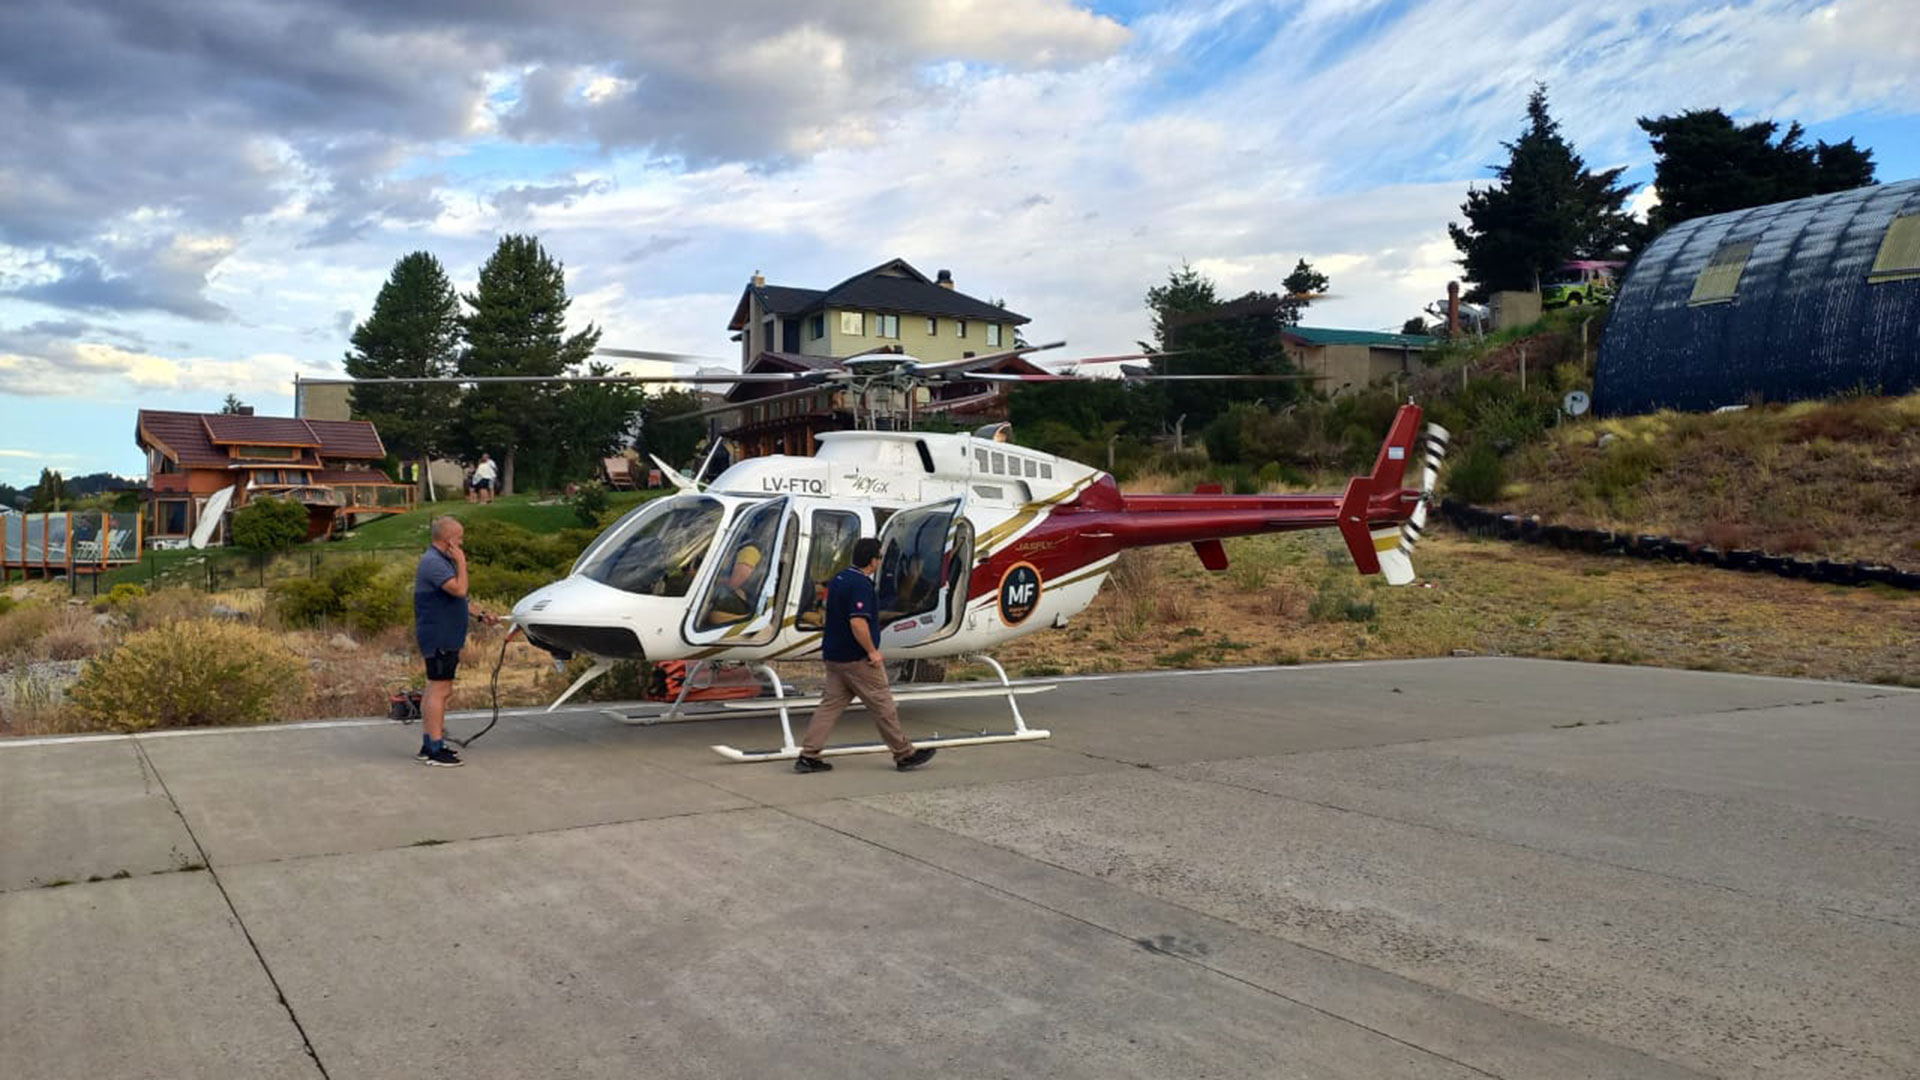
[801,660,914,759]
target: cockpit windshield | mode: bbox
[575,495,724,597]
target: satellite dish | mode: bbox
[1562,390,1591,417]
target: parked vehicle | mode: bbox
[1542,260,1623,307]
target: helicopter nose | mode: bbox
[511,576,659,660]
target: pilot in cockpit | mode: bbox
[704,545,762,624]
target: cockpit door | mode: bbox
[684,497,795,646]
[873,495,973,650]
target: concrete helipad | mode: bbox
[2,658,1914,1079]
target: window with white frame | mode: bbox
[955,320,967,339]
[877,314,900,338]
[986,323,1002,347]
[926,317,938,335]
[840,311,865,335]
[809,314,825,339]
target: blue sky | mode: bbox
[2,0,1916,489]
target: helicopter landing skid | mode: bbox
[708,654,1054,763]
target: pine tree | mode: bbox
[220,394,249,415]
[458,235,601,495]
[1449,86,1636,295]
[27,468,68,512]
[1146,262,1310,433]
[1638,109,1877,230]
[344,252,462,482]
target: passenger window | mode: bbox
[795,510,861,631]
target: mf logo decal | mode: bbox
[998,561,1042,625]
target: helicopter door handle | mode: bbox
[1080,530,1115,538]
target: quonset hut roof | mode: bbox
[1594,178,1920,415]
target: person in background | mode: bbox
[472,453,498,504]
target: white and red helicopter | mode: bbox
[318,343,1447,761]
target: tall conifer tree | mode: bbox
[1449,86,1636,295]
[458,235,601,495]
[344,252,462,482]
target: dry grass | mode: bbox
[996,528,1919,687]
[1502,393,1920,566]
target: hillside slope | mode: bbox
[1490,393,1920,567]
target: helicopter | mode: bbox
[311,341,1448,762]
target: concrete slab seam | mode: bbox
[131,739,333,1080]
[778,801,1517,1079]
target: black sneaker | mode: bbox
[421,746,464,768]
[895,747,937,772]
[793,755,834,773]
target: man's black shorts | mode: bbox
[424,649,461,682]
[474,478,492,491]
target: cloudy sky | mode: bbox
[2,0,1916,487]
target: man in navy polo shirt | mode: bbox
[413,516,495,767]
[794,537,936,774]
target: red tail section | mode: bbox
[1367,403,1423,491]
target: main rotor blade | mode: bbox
[299,373,805,386]
[906,340,1067,376]
[1121,373,1324,381]
[593,347,729,365]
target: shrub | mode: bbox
[0,594,15,617]
[570,481,610,527]
[68,620,310,731]
[1446,442,1506,503]
[0,602,56,654]
[231,497,310,552]
[107,583,147,607]
[271,559,412,635]
[339,564,413,637]
[1308,575,1376,624]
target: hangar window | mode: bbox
[1688,240,1755,306]
[1868,212,1920,284]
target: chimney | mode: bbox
[751,270,765,287]
[1446,281,1461,339]
[936,269,954,290]
[238,405,254,416]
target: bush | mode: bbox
[340,565,413,637]
[107,583,147,607]
[0,594,15,617]
[231,497,310,552]
[1446,442,1506,503]
[271,559,413,635]
[570,481,610,527]
[68,620,310,731]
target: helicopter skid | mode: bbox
[707,653,1052,763]
[711,727,1052,763]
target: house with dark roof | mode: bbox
[718,259,1038,457]
[728,259,1029,368]
[136,409,413,545]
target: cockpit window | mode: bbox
[694,498,786,633]
[576,496,723,597]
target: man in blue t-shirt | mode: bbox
[413,516,495,767]
[795,537,936,774]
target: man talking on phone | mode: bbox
[413,516,495,766]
